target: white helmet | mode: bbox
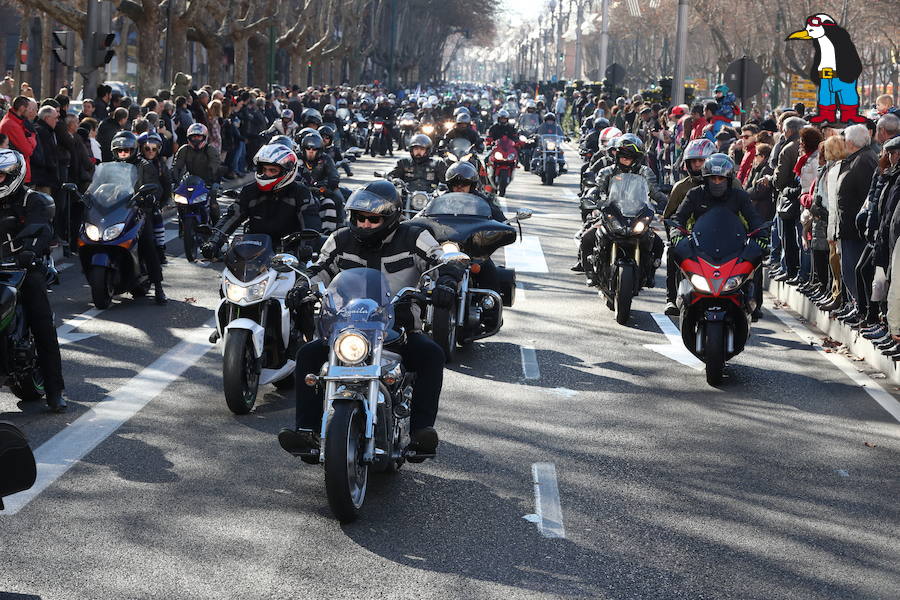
[253,144,298,192]
[0,149,26,200]
[599,127,623,147]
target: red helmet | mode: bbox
[253,144,298,192]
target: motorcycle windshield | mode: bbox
[225,234,274,282]
[336,108,351,120]
[400,112,416,121]
[448,138,472,157]
[540,135,563,151]
[319,268,394,338]
[495,137,516,154]
[606,173,651,218]
[174,175,208,199]
[86,162,138,209]
[503,102,518,114]
[519,113,541,133]
[692,205,748,262]
[420,193,492,218]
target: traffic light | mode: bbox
[86,32,114,69]
[52,31,74,67]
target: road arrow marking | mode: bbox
[644,312,704,371]
[56,308,103,346]
[504,235,548,273]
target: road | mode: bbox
[1,147,898,600]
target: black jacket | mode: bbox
[674,184,764,233]
[487,122,517,142]
[97,118,122,162]
[298,155,340,191]
[0,187,54,257]
[30,120,60,188]
[213,182,311,246]
[835,145,878,241]
[387,156,447,191]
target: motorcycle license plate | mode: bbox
[326,365,380,380]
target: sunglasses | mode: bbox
[741,134,753,139]
[354,214,383,224]
[115,148,132,155]
[806,16,827,26]
[143,145,160,153]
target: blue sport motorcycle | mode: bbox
[173,175,219,262]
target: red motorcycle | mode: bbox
[666,206,772,385]
[487,136,518,197]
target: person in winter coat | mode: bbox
[30,106,60,193]
[0,96,37,182]
[746,143,775,220]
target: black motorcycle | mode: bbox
[581,173,655,324]
[65,163,159,309]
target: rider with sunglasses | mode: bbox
[137,132,172,266]
[279,179,462,460]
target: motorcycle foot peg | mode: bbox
[209,330,220,344]
[298,449,320,465]
[405,450,436,464]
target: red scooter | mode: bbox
[487,136,518,197]
[666,206,772,385]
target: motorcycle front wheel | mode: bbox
[497,171,510,196]
[543,160,557,185]
[87,265,113,309]
[182,216,197,262]
[614,266,634,325]
[325,401,369,523]
[223,329,260,414]
[431,306,457,362]
[704,322,725,386]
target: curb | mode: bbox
[767,274,900,385]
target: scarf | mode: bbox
[793,150,814,177]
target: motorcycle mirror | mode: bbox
[515,208,533,221]
[373,170,385,178]
[271,253,301,273]
[61,183,79,194]
[136,183,159,196]
[442,251,471,266]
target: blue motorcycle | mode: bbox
[173,175,220,262]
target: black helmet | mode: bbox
[318,123,336,141]
[346,180,402,246]
[543,112,557,122]
[300,108,322,127]
[455,111,472,125]
[616,133,644,162]
[300,132,324,158]
[445,161,479,190]
[111,131,138,161]
[701,153,736,180]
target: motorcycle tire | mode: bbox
[223,329,260,415]
[497,172,510,197]
[9,367,45,402]
[615,266,634,325]
[325,400,369,523]
[544,161,557,186]
[88,265,113,309]
[704,322,726,386]
[431,306,457,362]
[182,217,197,263]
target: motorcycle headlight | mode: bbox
[401,119,414,126]
[334,330,369,365]
[508,153,516,160]
[494,151,505,161]
[411,192,429,210]
[723,274,745,292]
[441,241,461,253]
[546,142,557,150]
[509,119,516,126]
[689,273,712,293]
[85,223,101,241]
[174,194,189,205]
[102,223,126,241]
[373,123,383,131]
[519,135,528,143]
[224,279,269,303]
[422,125,434,134]
[632,220,648,235]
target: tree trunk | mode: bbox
[233,35,249,86]
[169,19,190,85]
[135,11,162,99]
[40,13,52,99]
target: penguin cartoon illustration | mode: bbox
[786,13,864,124]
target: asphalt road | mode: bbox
[1,146,898,600]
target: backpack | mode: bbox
[0,421,37,510]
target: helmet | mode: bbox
[714,84,729,95]
[422,100,434,110]
[318,123,336,141]
[524,99,536,110]
[0,149,26,201]
[543,112,557,122]
[497,109,509,120]
[506,94,516,102]
[295,127,319,144]
[137,132,163,151]
[599,126,623,147]
[253,143,298,192]
[594,117,610,129]
[336,98,348,108]
[616,133,644,162]
[323,104,336,115]
[269,135,296,150]
[280,109,294,120]
[616,96,627,107]
[111,130,138,161]
[701,153,735,180]
[300,108,322,126]
[453,106,470,117]
[186,123,208,149]
[445,161,479,190]
[300,132,324,158]
[375,95,387,104]
[683,138,716,161]
[408,133,432,154]
[455,111,472,125]
[346,180,402,246]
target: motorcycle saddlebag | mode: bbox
[497,267,516,307]
[0,421,37,511]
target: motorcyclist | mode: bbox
[386,134,447,191]
[112,131,168,305]
[440,111,483,154]
[371,96,396,156]
[586,127,623,173]
[277,180,463,460]
[264,109,299,139]
[533,113,568,173]
[172,123,222,185]
[136,132,172,266]
[319,124,352,177]
[572,134,666,283]
[300,108,323,131]
[201,143,310,260]
[296,132,341,233]
[486,110,518,145]
[443,161,506,223]
[0,149,66,412]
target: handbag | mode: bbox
[777,186,801,220]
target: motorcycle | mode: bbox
[66,163,159,309]
[397,112,418,150]
[368,120,392,157]
[209,229,321,414]
[372,171,436,218]
[488,136,518,197]
[418,119,439,145]
[348,113,369,150]
[276,260,468,522]
[581,173,656,325]
[666,206,772,385]
[531,134,564,186]
[517,113,542,171]
[0,217,52,402]
[412,193,530,360]
[173,175,219,263]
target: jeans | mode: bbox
[294,332,444,432]
[839,238,865,303]
[229,141,246,175]
[818,77,859,107]
[778,216,800,276]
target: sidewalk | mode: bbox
[767,274,900,385]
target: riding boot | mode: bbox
[157,245,168,265]
[154,282,168,305]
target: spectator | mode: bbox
[94,85,111,120]
[207,99,223,154]
[0,96,37,182]
[30,105,60,194]
[173,96,194,145]
[79,98,95,120]
[770,116,806,282]
[97,107,128,162]
[78,117,102,164]
[747,142,775,219]
[876,94,899,117]
[736,124,760,185]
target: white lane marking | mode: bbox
[520,345,540,380]
[549,387,578,398]
[770,306,900,424]
[504,235,548,273]
[515,282,526,302]
[562,189,579,200]
[531,462,566,539]
[644,313,704,371]
[498,196,509,214]
[1,320,215,515]
[56,308,103,346]
[56,262,73,272]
